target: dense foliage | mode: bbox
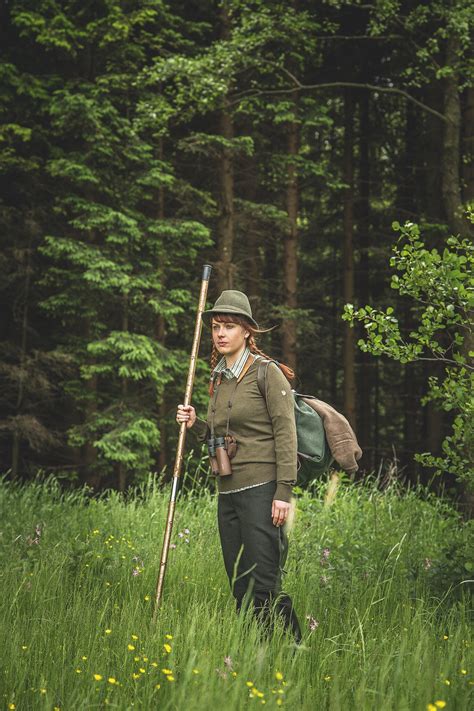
[1,0,473,493]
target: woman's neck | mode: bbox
[225,343,248,369]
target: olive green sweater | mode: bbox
[193,359,297,502]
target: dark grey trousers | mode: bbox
[217,480,301,641]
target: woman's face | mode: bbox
[211,318,250,358]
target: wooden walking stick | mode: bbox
[153,264,212,617]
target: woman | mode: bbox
[176,290,301,642]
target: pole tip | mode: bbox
[202,264,212,281]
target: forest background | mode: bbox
[1,0,473,502]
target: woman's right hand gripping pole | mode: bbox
[176,404,197,429]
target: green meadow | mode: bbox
[1,474,472,711]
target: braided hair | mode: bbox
[209,314,294,394]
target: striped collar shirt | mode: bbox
[212,346,252,382]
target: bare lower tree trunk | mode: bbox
[330,239,338,405]
[343,92,356,427]
[357,92,371,466]
[462,87,474,202]
[117,292,129,492]
[156,312,167,476]
[282,112,299,372]
[156,137,167,476]
[442,35,471,236]
[82,325,99,489]
[400,101,421,481]
[11,224,33,478]
[243,157,261,309]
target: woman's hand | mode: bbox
[176,404,197,429]
[271,499,290,527]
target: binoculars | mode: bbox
[207,435,237,477]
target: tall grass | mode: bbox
[0,474,472,710]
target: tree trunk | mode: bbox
[82,334,99,489]
[357,92,371,467]
[330,239,338,405]
[216,4,235,292]
[442,35,471,236]
[11,224,33,478]
[117,292,129,492]
[462,87,474,202]
[282,110,299,372]
[242,156,261,308]
[343,92,356,427]
[156,136,167,477]
[400,101,421,481]
[156,312,167,476]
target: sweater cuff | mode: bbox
[192,418,208,443]
[274,482,293,503]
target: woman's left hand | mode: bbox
[271,499,290,527]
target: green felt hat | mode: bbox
[202,290,259,328]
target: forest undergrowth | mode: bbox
[0,473,472,711]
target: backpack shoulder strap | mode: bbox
[256,358,279,399]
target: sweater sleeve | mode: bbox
[264,363,297,502]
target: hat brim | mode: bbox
[202,308,258,329]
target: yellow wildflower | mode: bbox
[435,703,446,709]
[81,656,87,661]
[128,644,135,651]
[75,669,81,674]
[155,684,161,690]
[132,673,140,680]
[461,669,467,674]
[151,662,158,668]
[40,689,47,694]
[93,674,103,681]
[144,595,150,601]
[143,657,148,662]
[108,677,117,685]
[275,671,283,681]
[443,635,448,640]
[444,680,450,685]
[246,681,254,687]
[161,668,172,675]
[139,668,146,674]
[324,675,331,681]
[193,669,200,674]
[131,634,138,640]
[427,706,437,711]
[105,629,112,635]
[276,700,283,708]
[21,646,27,650]
[8,704,15,710]
[165,634,173,640]
[164,643,172,654]
[167,675,175,682]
